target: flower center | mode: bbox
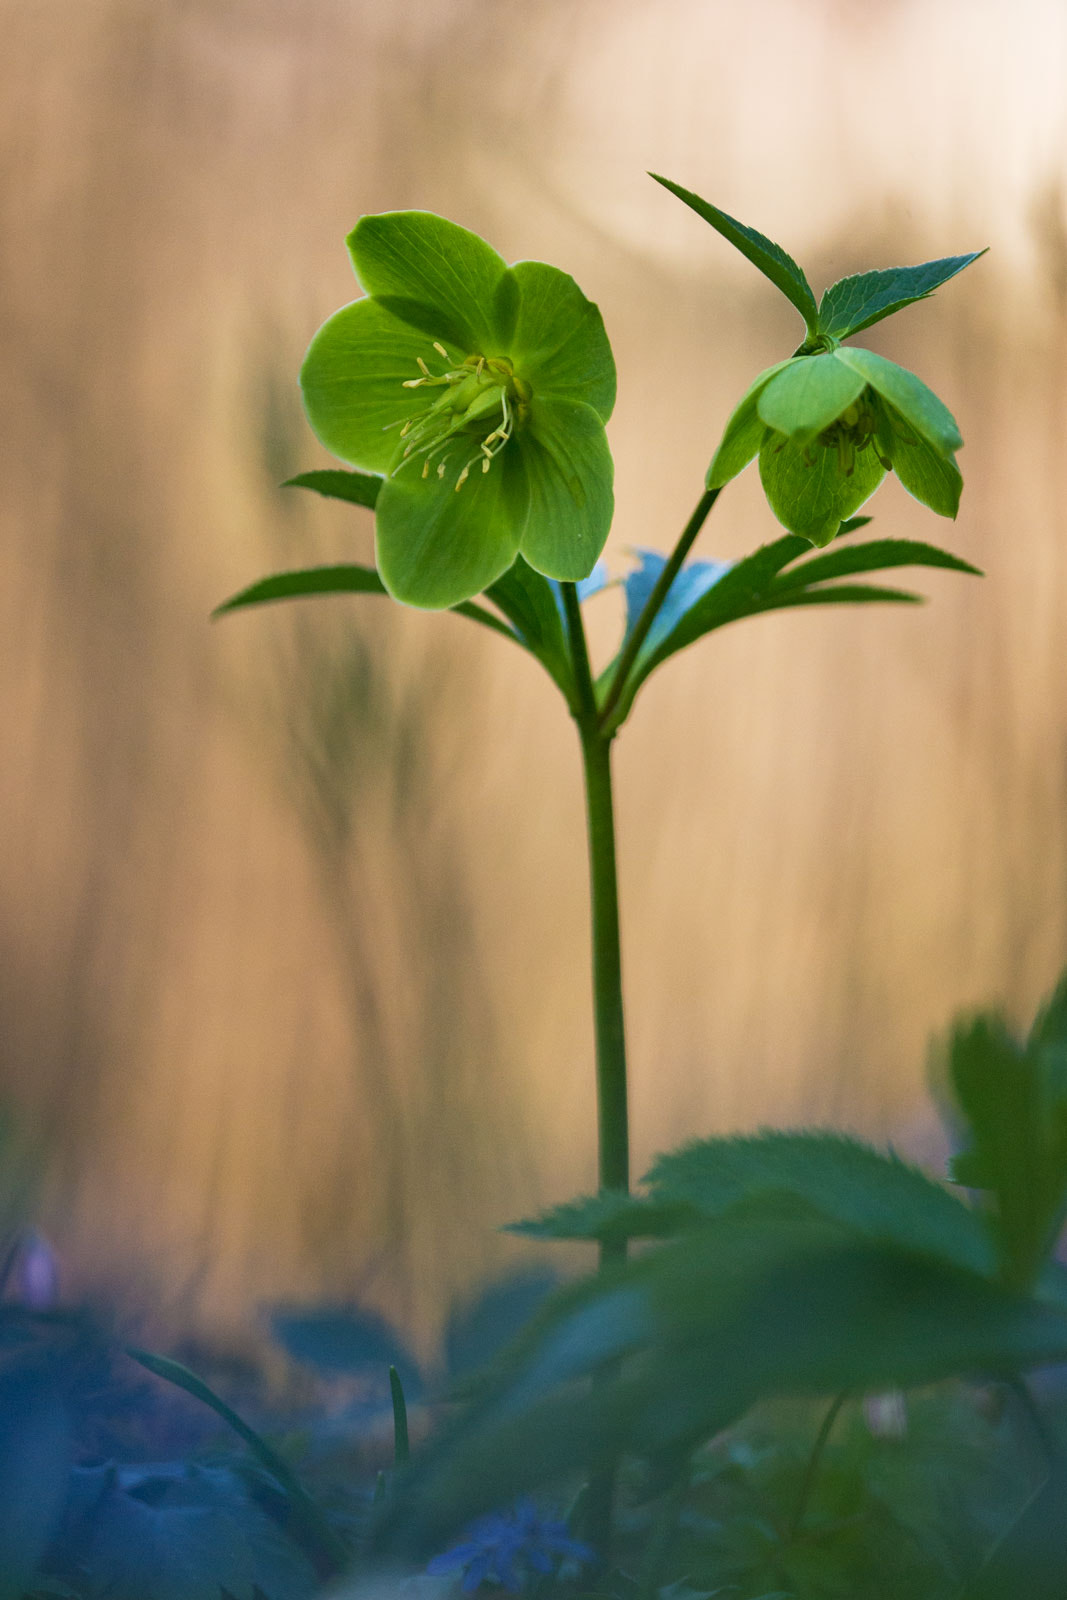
[817,390,892,475]
[392,343,531,491]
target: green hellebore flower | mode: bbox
[300,211,616,609]
[708,344,964,548]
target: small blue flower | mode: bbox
[426,1498,595,1593]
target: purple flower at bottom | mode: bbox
[427,1499,595,1593]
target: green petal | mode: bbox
[757,353,866,444]
[347,211,509,351]
[301,297,465,473]
[375,455,524,610]
[515,397,614,581]
[505,261,616,423]
[835,346,963,455]
[759,433,886,547]
[887,414,963,517]
[706,358,796,489]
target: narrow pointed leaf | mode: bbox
[486,556,575,696]
[818,251,987,340]
[757,582,922,611]
[211,563,518,642]
[505,1189,693,1245]
[771,537,981,594]
[651,175,818,330]
[283,469,382,509]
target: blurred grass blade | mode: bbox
[126,1345,350,1576]
[390,1364,410,1466]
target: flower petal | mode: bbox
[506,261,616,422]
[887,419,963,517]
[375,455,524,609]
[515,398,614,581]
[759,433,886,546]
[301,297,465,473]
[757,352,867,443]
[347,211,509,351]
[834,346,963,455]
[706,358,797,489]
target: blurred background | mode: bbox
[3,0,1067,1358]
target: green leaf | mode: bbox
[283,468,383,508]
[817,252,987,340]
[374,1217,1067,1556]
[770,537,981,594]
[651,175,819,331]
[515,396,614,582]
[347,211,510,351]
[485,556,574,697]
[948,995,1067,1292]
[884,422,964,518]
[757,354,866,444]
[300,296,462,474]
[506,260,616,423]
[834,346,963,456]
[375,456,522,609]
[759,430,886,546]
[643,1130,995,1275]
[505,1189,694,1244]
[756,582,922,613]
[706,359,795,489]
[213,563,386,615]
[211,564,518,643]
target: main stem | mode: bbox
[560,583,630,1255]
[580,729,630,1215]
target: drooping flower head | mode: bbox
[708,341,966,547]
[652,176,985,548]
[301,212,616,609]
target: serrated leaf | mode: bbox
[947,993,1067,1292]
[650,175,818,330]
[283,468,383,509]
[374,1216,1067,1556]
[643,1130,995,1275]
[505,1190,694,1245]
[770,537,981,594]
[818,252,987,340]
[211,564,518,644]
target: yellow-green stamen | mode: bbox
[392,346,530,492]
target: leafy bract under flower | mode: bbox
[709,345,964,547]
[301,212,616,609]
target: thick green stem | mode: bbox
[560,583,630,1237]
[579,728,630,1212]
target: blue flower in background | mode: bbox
[426,1498,595,1592]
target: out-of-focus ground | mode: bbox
[3,0,1067,1354]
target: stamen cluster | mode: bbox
[393,345,531,492]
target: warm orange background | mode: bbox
[4,0,1067,1355]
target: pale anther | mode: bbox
[433,342,449,359]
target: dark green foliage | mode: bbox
[816,254,987,340]
[372,1214,1067,1557]
[282,468,383,509]
[649,176,820,332]
[945,974,1067,1292]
